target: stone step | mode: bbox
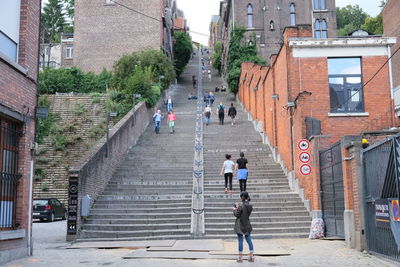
[86,218,192,225]
[205,226,310,234]
[80,229,191,239]
[204,210,309,217]
[205,216,311,223]
[88,213,191,219]
[84,223,191,231]
[90,207,191,214]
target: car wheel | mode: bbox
[48,212,55,222]
[62,211,67,220]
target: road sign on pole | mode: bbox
[299,152,311,163]
[298,139,310,151]
[300,164,312,175]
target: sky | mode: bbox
[178,0,383,45]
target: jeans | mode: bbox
[237,233,254,253]
[205,116,210,125]
[155,121,161,134]
[239,179,247,192]
[224,173,233,190]
[167,103,173,112]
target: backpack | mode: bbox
[218,105,225,114]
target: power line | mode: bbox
[113,1,210,37]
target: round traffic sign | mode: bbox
[299,152,311,163]
[300,164,312,176]
[298,139,310,151]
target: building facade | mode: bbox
[0,0,40,264]
[217,0,336,75]
[239,25,395,250]
[74,0,177,73]
[383,0,400,116]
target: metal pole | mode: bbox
[106,114,110,158]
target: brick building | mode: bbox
[238,25,395,248]
[217,0,336,75]
[74,0,177,73]
[173,8,188,32]
[383,0,400,116]
[0,0,40,264]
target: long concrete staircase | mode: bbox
[79,53,310,241]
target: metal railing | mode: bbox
[0,122,22,230]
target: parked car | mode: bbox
[33,198,67,222]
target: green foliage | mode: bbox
[37,157,50,164]
[41,183,49,191]
[73,103,86,116]
[212,42,223,75]
[227,28,266,95]
[36,112,60,144]
[173,31,193,77]
[38,67,112,94]
[362,13,383,35]
[112,49,175,91]
[336,5,382,36]
[41,0,66,43]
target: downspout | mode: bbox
[232,0,235,29]
[28,0,43,256]
[388,45,395,126]
[286,41,295,171]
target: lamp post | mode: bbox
[106,111,118,158]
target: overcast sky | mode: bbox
[178,0,383,45]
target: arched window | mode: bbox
[321,19,327,38]
[270,20,275,31]
[315,19,321,39]
[247,4,253,28]
[290,3,296,26]
[315,19,327,39]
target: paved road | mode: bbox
[4,219,396,267]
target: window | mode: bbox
[290,3,296,26]
[314,0,326,10]
[105,0,115,4]
[270,20,275,31]
[0,119,21,229]
[0,0,21,62]
[66,44,73,59]
[328,58,363,113]
[315,19,327,39]
[247,4,253,28]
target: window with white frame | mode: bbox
[105,0,115,4]
[0,0,21,62]
[314,0,326,10]
[66,44,73,59]
[290,3,296,26]
[328,58,363,113]
[247,4,253,28]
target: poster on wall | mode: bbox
[375,198,390,229]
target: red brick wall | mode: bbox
[238,26,394,212]
[0,0,40,258]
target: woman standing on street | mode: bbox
[220,154,234,193]
[233,191,254,263]
[235,152,248,192]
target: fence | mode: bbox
[363,135,400,261]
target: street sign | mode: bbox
[67,177,78,235]
[375,199,390,229]
[300,164,312,175]
[298,139,310,151]
[299,152,311,163]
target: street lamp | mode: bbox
[106,111,118,158]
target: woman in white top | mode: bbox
[220,154,235,193]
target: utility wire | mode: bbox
[113,1,210,37]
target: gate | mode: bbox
[363,135,400,261]
[319,142,345,237]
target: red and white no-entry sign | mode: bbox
[298,139,310,151]
[300,164,312,176]
[299,152,311,163]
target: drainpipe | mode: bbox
[388,45,395,126]
[232,0,235,29]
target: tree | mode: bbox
[336,5,369,36]
[41,0,66,67]
[227,28,265,95]
[63,0,74,33]
[362,13,383,35]
[173,31,193,77]
[212,42,223,75]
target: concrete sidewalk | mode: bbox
[4,221,396,267]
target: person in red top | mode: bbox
[167,111,177,134]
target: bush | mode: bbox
[112,49,175,91]
[173,31,193,77]
[212,42,223,75]
[38,67,112,94]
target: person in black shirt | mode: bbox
[235,152,248,192]
[228,103,237,126]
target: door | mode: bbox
[319,142,345,238]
